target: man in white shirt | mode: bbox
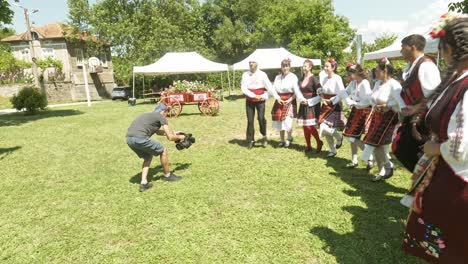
[241,60,280,149]
[392,34,441,172]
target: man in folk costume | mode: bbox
[392,34,441,172]
[241,60,280,149]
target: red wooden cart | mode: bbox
[160,90,220,118]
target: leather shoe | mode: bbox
[383,167,394,179]
[316,140,323,153]
[336,135,344,149]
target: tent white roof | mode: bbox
[133,52,228,75]
[232,47,321,70]
[363,26,439,61]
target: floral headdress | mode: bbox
[346,61,356,70]
[327,58,337,67]
[430,13,455,39]
[379,57,391,66]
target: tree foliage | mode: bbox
[448,0,468,14]
[0,0,18,26]
[67,0,355,85]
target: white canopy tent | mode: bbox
[363,26,439,61]
[132,52,230,99]
[232,47,321,70]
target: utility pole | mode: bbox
[356,34,363,65]
[14,2,40,89]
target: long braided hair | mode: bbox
[427,17,468,103]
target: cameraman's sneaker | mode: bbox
[162,173,182,182]
[139,182,153,192]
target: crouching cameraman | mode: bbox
[126,103,186,192]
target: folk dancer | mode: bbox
[392,34,441,172]
[296,59,323,152]
[241,60,280,149]
[403,16,468,263]
[342,64,373,168]
[361,58,402,182]
[271,59,301,147]
[318,58,347,157]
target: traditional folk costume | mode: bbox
[392,55,441,172]
[241,69,279,144]
[343,79,373,138]
[361,78,403,178]
[271,72,300,131]
[318,74,347,156]
[342,79,373,166]
[403,72,468,263]
[297,74,322,151]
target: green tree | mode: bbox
[254,0,355,61]
[0,0,18,26]
[448,0,468,14]
[67,0,91,31]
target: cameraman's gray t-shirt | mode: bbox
[126,112,168,138]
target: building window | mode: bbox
[99,53,108,68]
[75,48,84,67]
[42,48,55,59]
[31,32,39,40]
[20,48,30,61]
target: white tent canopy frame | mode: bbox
[232,47,321,70]
[132,52,230,99]
[230,47,321,95]
[363,26,440,61]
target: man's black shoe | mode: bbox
[336,135,344,149]
[383,167,394,179]
[162,173,182,182]
[248,141,255,149]
[139,182,153,192]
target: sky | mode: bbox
[9,0,455,44]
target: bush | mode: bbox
[11,87,48,114]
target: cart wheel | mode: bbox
[161,96,182,118]
[199,97,220,116]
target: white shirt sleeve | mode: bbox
[344,82,356,106]
[440,91,468,180]
[419,61,441,98]
[260,72,278,100]
[331,76,346,105]
[388,80,403,112]
[293,75,305,102]
[241,72,257,99]
[353,80,372,109]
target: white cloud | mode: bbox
[356,0,456,43]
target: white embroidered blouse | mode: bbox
[427,72,468,180]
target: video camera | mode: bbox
[175,133,195,150]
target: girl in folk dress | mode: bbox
[361,58,402,182]
[296,59,323,152]
[271,59,301,147]
[342,64,373,168]
[402,16,468,263]
[318,58,347,157]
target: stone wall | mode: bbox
[0,81,114,102]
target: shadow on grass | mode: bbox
[225,94,245,101]
[0,146,22,161]
[129,162,192,184]
[310,155,414,263]
[0,109,83,127]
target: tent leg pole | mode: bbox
[133,73,135,99]
[227,70,231,100]
[143,76,145,102]
[220,72,224,101]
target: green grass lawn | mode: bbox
[0,99,424,263]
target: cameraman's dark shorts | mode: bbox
[126,136,165,160]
